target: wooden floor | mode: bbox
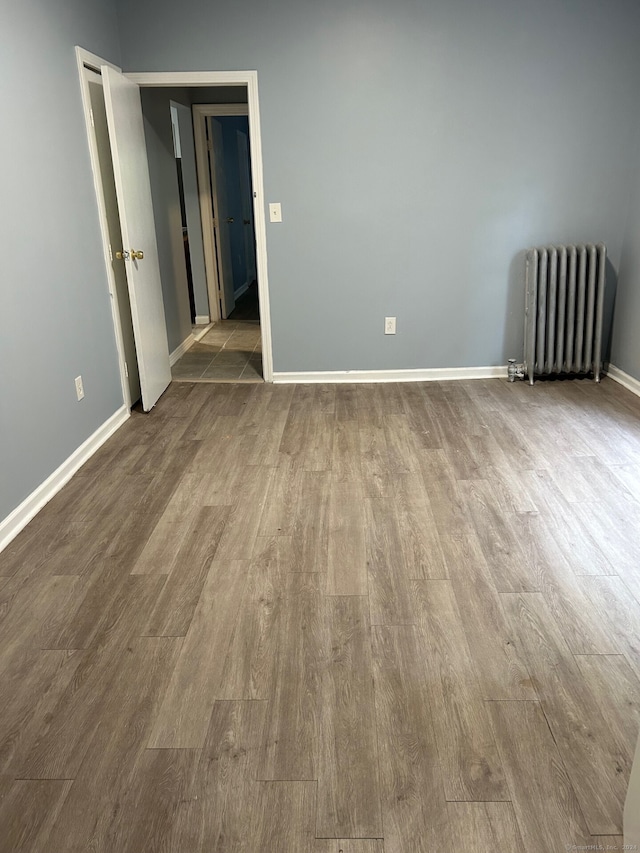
[1,376,640,852]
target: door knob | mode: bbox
[131,250,144,260]
[225,217,234,224]
[243,219,251,225]
[115,250,129,260]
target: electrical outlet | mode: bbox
[269,202,282,223]
[384,317,397,335]
[75,375,85,401]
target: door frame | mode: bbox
[75,46,133,408]
[125,71,273,382]
[192,104,248,324]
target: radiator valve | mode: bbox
[508,359,526,382]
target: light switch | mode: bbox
[269,202,282,223]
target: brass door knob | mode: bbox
[131,250,144,260]
[115,250,129,260]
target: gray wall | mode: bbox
[5,0,640,532]
[611,143,640,380]
[191,86,248,105]
[140,87,194,353]
[116,0,640,373]
[0,0,124,522]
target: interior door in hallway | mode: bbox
[237,129,257,286]
[102,65,171,411]
[208,117,236,318]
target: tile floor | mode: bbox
[172,320,263,382]
[174,283,262,383]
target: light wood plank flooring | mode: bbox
[1,377,640,851]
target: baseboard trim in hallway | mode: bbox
[193,322,214,342]
[272,365,508,384]
[0,405,130,553]
[169,333,196,366]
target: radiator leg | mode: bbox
[508,359,526,382]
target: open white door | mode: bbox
[208,117,235,318]
[101,66,171,411]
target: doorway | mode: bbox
[192,106,257,321]
[170,104,262,383]
[76,51,274,412]
[123,70,274,384]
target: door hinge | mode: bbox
[207,137,213,152]
[89,107,95,128]
[108,243,113,262]
[124,361,129,378]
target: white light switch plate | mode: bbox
[269,202,282,223]
[75,375,85,401]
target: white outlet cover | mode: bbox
[75,375,85,401]
[269,202,282,223]
[384,317,397,334]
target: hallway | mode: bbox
[172,284,262,382]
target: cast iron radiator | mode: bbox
[523,243,606,385]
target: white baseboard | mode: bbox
[0,405,130,553]
[272,365,508,384]
[169,333,195,366]
[192,323,214,343]
[194,315,210,325]
[605,364,640,398]
[234,281,249,300]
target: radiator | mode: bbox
[523,243,606,385]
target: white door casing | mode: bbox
[102,66,171,411]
